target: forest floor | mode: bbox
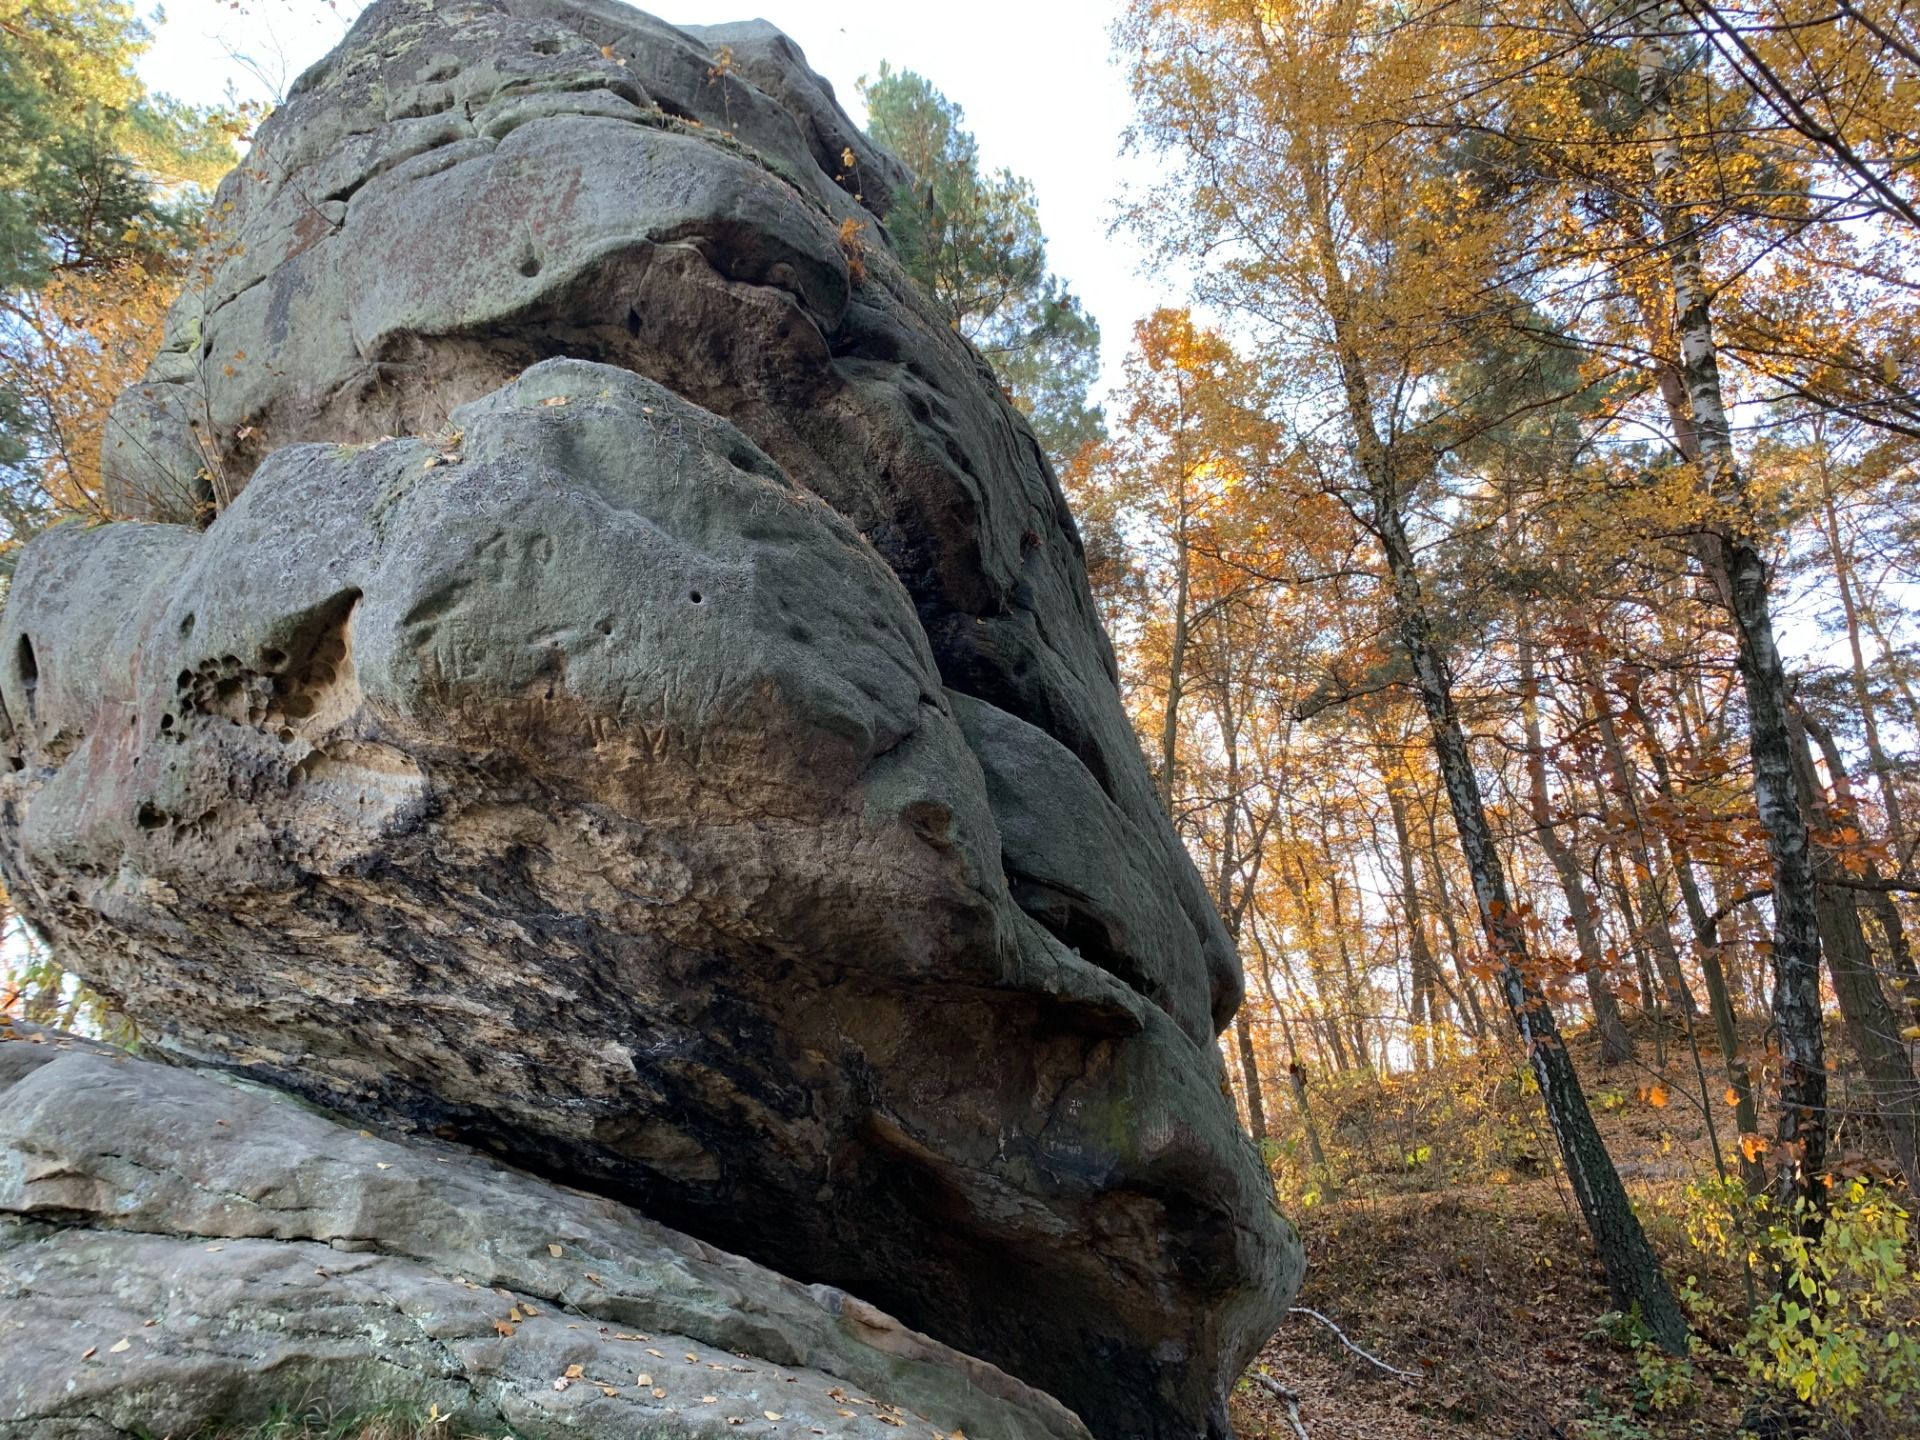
[1229,1019,1916,1440]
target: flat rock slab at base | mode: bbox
[0,1032,1089,1440]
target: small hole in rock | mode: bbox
[7,756,23,772]
[179,613,196,639]
[159,715,174,732]
[625,306,641,337]
[135,803,168,830]
[262,647,287,669]
[519,255,541,278]
[16,635,37,691]
[688,590,703,604]
[597,619,613,636]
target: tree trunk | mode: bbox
[1794,714,1920,1194]
[1621,691,1764,1186]
[1583,656,1699,1018]
[1158,517,1190,816]
[1384,769,1442,1069]
[1292,121,1687,1337]
[1518,630,1634,1063]
[1234,1010,1269,1146]
[1815,442,1908,861]
[1284,854,1353,1073]
[1639,28,1827,1212]
[1421,809,1491,1038]
[1372,494,1688,1350]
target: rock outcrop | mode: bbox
[0,3,1303,1436]
[0,1027,1089,1439]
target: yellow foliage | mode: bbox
[0,262,177,529]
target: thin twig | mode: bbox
[1250,1372,1311,1440]
[1289,1306,1424,1379]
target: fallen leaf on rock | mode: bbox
[521,1304,540,1317]
[764,1412,783,1421]
[638,1373,652,1385]
[375,1162,393,1170]
[652,1388,667,1400]
[564,1364,585,1379]
[109,1339,130,1353]
[540,395,571,407]
[646,1348,663,1357]
[701,1395,718,1404]
[685,1351,699,1362]
[494,1319,516,1338]
[548,1243,564,1257]
[508,1306,524,1322]
[81,1346,97,1360]
[585,1271,605,1285]
[601,1387,619,1397]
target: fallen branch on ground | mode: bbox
[1250,1371,1311,1440]
[1289,1305,1423,1379]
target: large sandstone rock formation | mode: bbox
[0,2,1303,1436]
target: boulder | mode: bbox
[2,2,1303,1435]
[0,1028,1089,1440]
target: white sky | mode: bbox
[138,0,1173,396]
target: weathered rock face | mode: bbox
[0,1029,1090,1439]
[0,2,1303,1435]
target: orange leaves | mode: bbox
[1739,1132,1770,1164]
[836,217,868,284]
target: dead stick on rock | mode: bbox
[1289,1306,1423,1380]
[1250,1372,1311,1440]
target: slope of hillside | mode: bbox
[1230,1020,1918,1440]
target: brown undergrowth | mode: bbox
[1234,1018,1920,1440]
